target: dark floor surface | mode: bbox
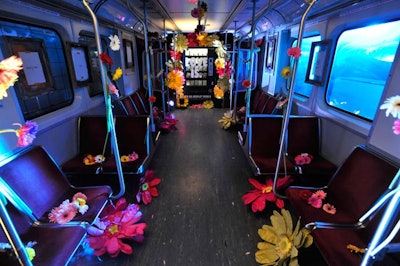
[69,108,328,266]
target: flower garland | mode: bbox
[48,192,89,224]
[379,95,400,135]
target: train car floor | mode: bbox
[70,108,327,266]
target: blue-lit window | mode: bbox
[0,20,73,120]
[292,35,321,97]
[326,20,400,120]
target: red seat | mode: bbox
[285,145,400,266]
[0,145,112,225]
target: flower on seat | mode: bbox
[136,170,161,205]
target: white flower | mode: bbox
[109,35,120,51]
[380,95,400,118]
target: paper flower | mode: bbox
[0,55,23,99]
[393,119,400,135]
[242,79,251,88]
[281,66,292,79]
[294,153,313,165]
[99,52,113,66]
[0,121,38,147]
[213,85,224,99]
[380,95,400,118]
[256,209,313,265]
[108,35,120,51]
[136,170,161,205]
[172,34,189,53]
[287,47,301,59]
[323,203,336,215]
[112,67,122,80]
[307,194,323,208]
[109,83,119,97]
[48,200,78,224]
[166,69,185,92]
[218,110,236,129]
[242,176,292,212]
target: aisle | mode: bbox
[130,108,266,265]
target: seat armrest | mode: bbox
[305,221,365,231]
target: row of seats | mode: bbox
[245,115,337,187]
[0,146,112,265]
[286,145,400,265]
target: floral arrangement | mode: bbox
[379,95,400,135]
[255,209,313,265]
[136,170,161,205]
[242,176,293,212]
[299,189,336,214]
[48,192,89,224]
[86,197,146,258]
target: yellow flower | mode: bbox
[26,247,36,261]
[215,58,225,69]
[218,110,237,129]
[281,66,292,79]
[197,32,219,47]
[112,67,123,80]
[255,209,313,265]
[202,100,214,109]
[166,69,185,91]
[173,34,189,53]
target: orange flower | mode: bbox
[148,96,156,103]
[323,203,336,214]
[213,85,224,99]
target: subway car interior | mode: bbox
[0,0,400,265]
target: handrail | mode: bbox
[82,0,125,199]
[272,0,318,199]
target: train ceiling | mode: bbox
[29,0,370,36]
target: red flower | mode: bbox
[136,170,161,205]
[148,96,156,103]
[187,33,199,47]
[242,176,293,212]
[87,198,147,258]
[294,153,313,165]
[242,79,251,88]
[287,47,301,59]
[99,52,113,66]
[169,50,182,60]
[298,190,313,201]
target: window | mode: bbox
[292,35,321,97]
[326,20,400,120]
[0,20,73,120]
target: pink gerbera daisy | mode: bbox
[48,200,78,224]
[308,194,323,208]
[314,190,327,200]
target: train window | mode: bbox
[292,35,321,97]
[0,20,73,120]
[326,20,400,120]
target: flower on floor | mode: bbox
[121,151,139,163]
[0,55,23,100]
[242,176,293,212]
[255,209,313,265]
[48,192,89,223]
[218,110,237,129]
[87,198,146,258]
[202,100,214,109]
[0,121,38,147]
[159,114,179,132]
[136,170,161,205]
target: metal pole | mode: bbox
[230,21,237,116]
[143,0,156,132]
[82,0,125,199]
[272,0,318,199]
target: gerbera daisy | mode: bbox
[112,67,122,80]
[323,203,336,214]
[109,35,120,51]
[393,119,400,135]
[308,194,323,208]
[173,34,188,53]
[380,95,400,118]
[287,47,301,59]
[136,170,161,205]
[281,66,292,79]
[314,190,327,200]
[48,200,78,224]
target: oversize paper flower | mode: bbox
[172,34,189,53]
[0,55,23,99]
[242,176,292,212]
[380,95,400,118]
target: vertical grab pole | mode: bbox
[231,21,238,118]
[273,0,317,198]
[0,199,33,266]
[243,0,257,133]
[82,0,125,199]
[143,0,156,132]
